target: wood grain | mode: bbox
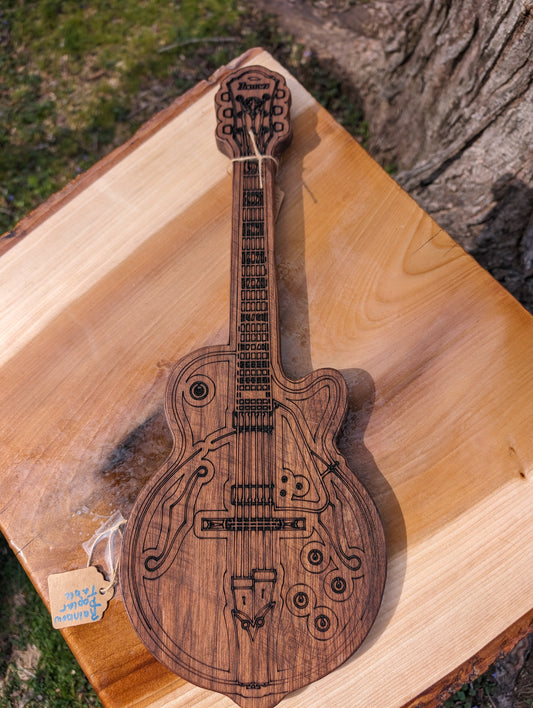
[0,49,532,707]
[120,66,386,708]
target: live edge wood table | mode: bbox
[0,48,532,707]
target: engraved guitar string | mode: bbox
[233,141,277,640]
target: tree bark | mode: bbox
[254,0,533,310]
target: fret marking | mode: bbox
[235,177,273,414]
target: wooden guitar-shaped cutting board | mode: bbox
[121,65,386,708]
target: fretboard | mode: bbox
[232,159,278,422]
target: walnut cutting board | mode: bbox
[0,48,532,707]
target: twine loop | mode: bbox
[231,129,279,188]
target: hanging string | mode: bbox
[231,129,279,188]
[84,512,126,594]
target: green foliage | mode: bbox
[0,534,101,706]
[444,672,497,708]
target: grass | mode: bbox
[0,534,101,706]
[1,0,244,233]
[0,0,367,236]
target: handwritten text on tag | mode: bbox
[48,566,114,629]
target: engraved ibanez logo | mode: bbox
[238,82,269,90]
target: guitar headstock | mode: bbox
[215,65,292,161]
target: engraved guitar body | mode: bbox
[121,66,386,708]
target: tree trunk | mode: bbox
[255,0,533,310]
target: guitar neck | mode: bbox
[229,158,280,418]
[215,64,292,422]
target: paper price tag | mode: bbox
[48,566,115,629]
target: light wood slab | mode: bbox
[1,48,532,707]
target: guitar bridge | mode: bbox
[200,517,306,532]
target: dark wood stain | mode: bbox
[121,66,386,708]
